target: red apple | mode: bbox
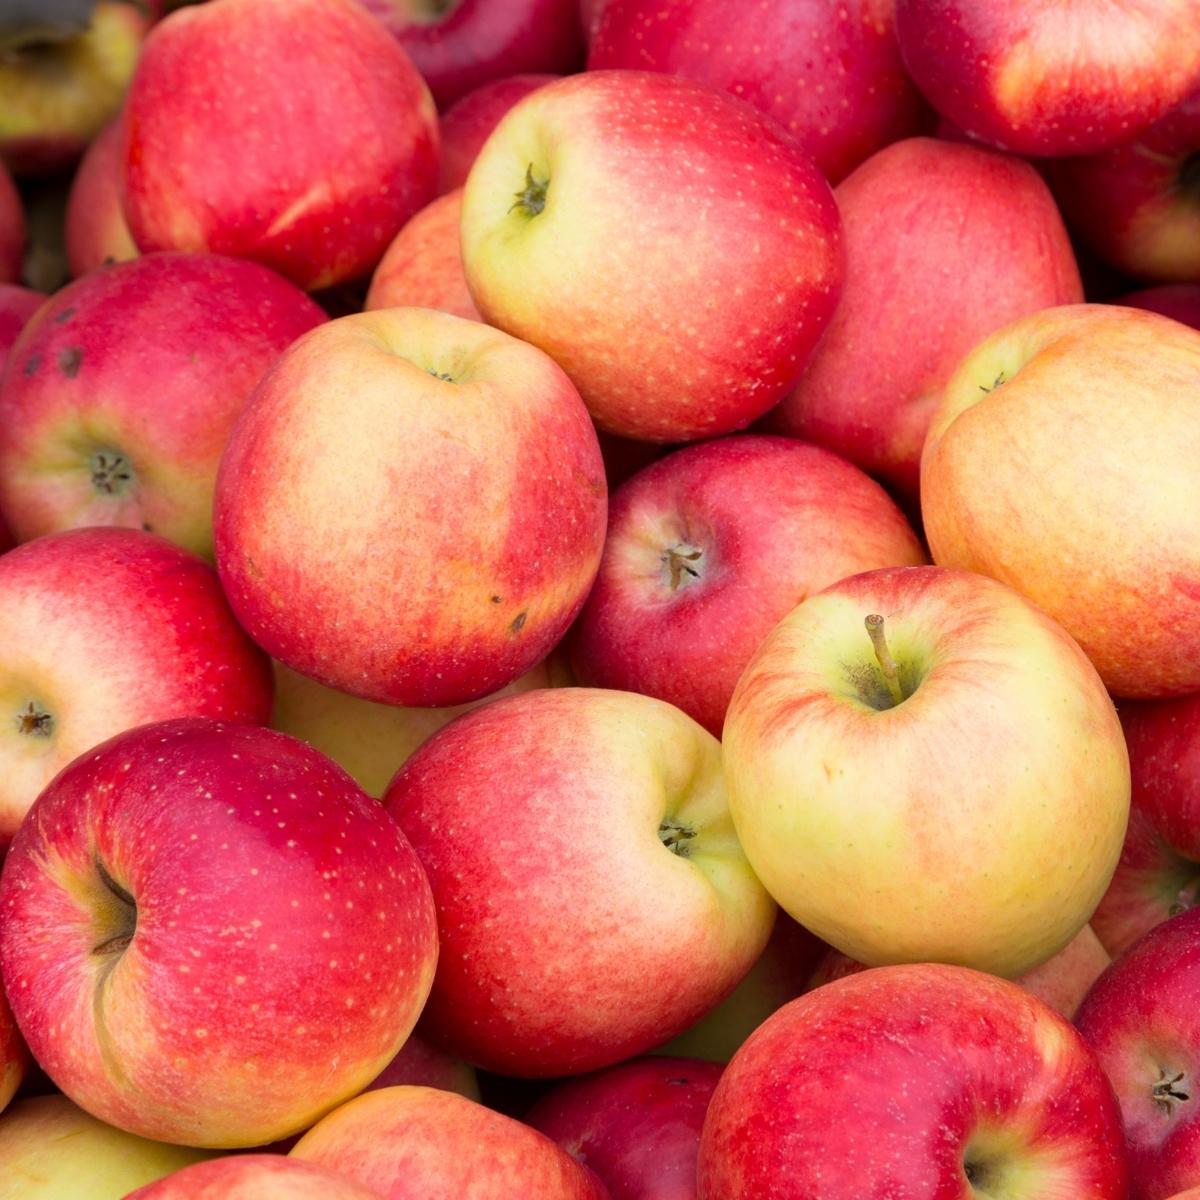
[0,717,439,1147]
[125,1156,382,1199]
[1047,87,1200,282]
[0,982,26,1118]
[365,190,479,320]
[215,307,606,708]
[569,435,926,736]
[527,1056,722,1200]
[895,0,1200,157]
[437,74,558,194]
[723,566,1130,977]
[0,526,273,846]
[588,0,932,184]
[1119,285,1200,328]
[356,0,582,110]
[384,687,775,1077]
[1076,908,1200,1200]
[767,137,1082,500]
[0,251,326,558]
[0,161,24,283]
[64,119,138,277]
[698,964,1129,1198]
[460,70,843,442]
[292,1085,606,1199]
[120,0,439,290]
[921,303,1200,697]
[0,3,148,175]
[0,284,43,371]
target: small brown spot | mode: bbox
[23,353,41,377]
[510,611,527,634]
[58,347,84,378]
[54,306,77,324]
[142,522,152,532]
[490,595,503,604]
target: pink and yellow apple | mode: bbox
[723,565,1130,977]
[64,120,138,277]
[384,687,775,1076]
[124,1156,383,1199]
[215,307,607,708]
[460,70,843,442]
[120,0,439,290]
[921,303,1200,697]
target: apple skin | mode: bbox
[270,654,570,800]
[215,307,607,708]
[291,1085,608,1200]
[767,137,1082,500]
[64,120,138,277]
[0,527,273,845]
[0,252,325,558]
[0,1094,211,1200]
[1119,285,1200,328]
[569,435,926,737]
[0,718,439,1148]
[356,0,582,110]
[0,285,44,371]
[0,3,147,176]
[526,1056,723,1200]
[895,0,1200,157]
[460,70,843,442]
[120,0,439,291]
[365,191,479,320]
[123,1156,382,1200]
[383,687,775,1077]
[0,984,27,1118]
[0,164,24,283]
[1076,908,1200,1200]
[588,0,933,185]
[723,565,1130,978]
[438,74,559,194]
[921,303,1200,698]
[1047,88,1200,282]
[698,964,1130,1200]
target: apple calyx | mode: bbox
[978,371,1007,394]
[92,858,137,957]
[426,367,456,383]
[15,700,52,738]
[90,450,134,497]
[509,165,549,218]
[662,543,703,592]
[864,614,905,707]
[1152,1068,1190,1115]
[659,818,697,857]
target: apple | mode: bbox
[215,307,607,708]
[384,687,775,1077]
[120,0,439,291]
[0,284,43,370]
[1076,907,1200,1200]
[355,0,582,110]
[0,982,26,1117]
[723,565,1130,977]
[0,251,325,558]
[0,717,439,1147]
[698,964,1130,1199]
[588,0,932,184]
[0,3,147,175]
[460,70,843,442]
[921,303,1200,697]
[766,137,1082,500]
[270,654,570,799]
[527,1056,722,1200]
[64,119,138,277]
[809,923,1111,1020]
[0,527,273,846]
[1119,285,1200,328]
[0,1094,210,1199]
[0,162,23,283]
[124,1156,382,1200]
[291,1085,607,1199]
[569,435,926,736]
[1047,87,1200,282]
[438,74,558,194]
[895,0,1200,157]
[365,191,479,320]
[365,1033,479,1103]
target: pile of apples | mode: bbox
[2,0,1200,1197]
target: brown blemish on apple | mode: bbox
[490,594,503,603]
[15,701,52,738]
[58,346,84,378]
[53,306,76,324]
[22,352,41,377]
[510,611,528,634]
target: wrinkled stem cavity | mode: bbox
[865,614,905,707]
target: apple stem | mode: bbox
[865,614,905,707]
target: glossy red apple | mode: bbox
[124,1156,381,1199]
[0,718,439,1147]
[0,161,24,283]
[527,1056,722,1200]
[1119,285,1200,328]
[0,251,326,557]
[589,0,932,184]
[768,137,1082,499]
[64,119,138,277]
[699,964,1129,1198]
[1076,908,1200,1200]
[460,70,843,442]
[569,435,926,736]
[895,0,1200,156]
[356,0,582,110]
[121,0,439,290]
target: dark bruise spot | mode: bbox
[141,522,152,532]
[54,306,77,324]
[490,595,503,604]
[510,611,528,634]
[23,352,41,378]
[58,346,84,378]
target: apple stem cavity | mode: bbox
[15,700,52,738]
[662,543,703,592]
[978,371,1007,394]
[864,614,905,706]
[509,164,549,218]
[92,857,137,957]
[658,818,698,857]
[90,450,134,497]
[1153,1068,1190,1114]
